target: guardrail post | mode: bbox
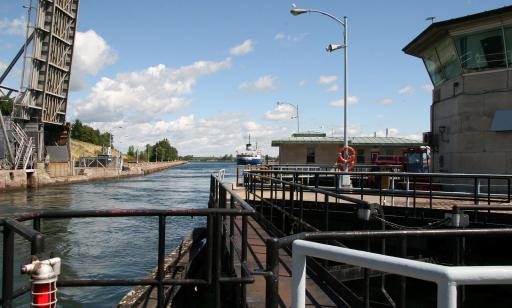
[241,214,248,306]
[214,210,222,308]
[399,238,407,308]
[265,238,280,308]
[292,244,306,308]
[157,216,166,308]
[2,225,14,308]
[508,178,511,203]
[487,177,491,205]
[437,281,457,308]
[474,178,479,205]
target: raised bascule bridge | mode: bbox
[0,0,79,171]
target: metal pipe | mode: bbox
[2,225,14,308]
[157,216,166,308]
[265,238,280,308]
[242,215,248,305]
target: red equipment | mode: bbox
[21,257,61,308]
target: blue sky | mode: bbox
[1,0,511,156]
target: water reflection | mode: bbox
[0,162,236,306]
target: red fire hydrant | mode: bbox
[21,257,61,308]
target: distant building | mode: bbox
[403,6,512,174]
[271,132,424,165]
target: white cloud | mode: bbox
[71,30,118,91]
[364,128,422,140]
[88,113,286,156]
[274,32,308,42]
[376,98,393,105]
[72,58,232,122]
[298,80,307,86]
[318,75,338,84]
[229,39,254,56]
[0,16,26,36]
[422,84,434,92]
[239,75,276,92]
[264,105,295,121]
[326,84,338,93]
[398,85,415,94]
[329,96,359,107]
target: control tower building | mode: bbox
[404,6,512,174]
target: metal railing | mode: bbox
[1,174,255,308]
[263,228,512,308]
[291,239,512,308]
[240,170,512,307]
[245,169,512,208]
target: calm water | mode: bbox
[0,162,236,307]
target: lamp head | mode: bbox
[290,4,307,16]
[291,9,307,16]
[325,44,344,52]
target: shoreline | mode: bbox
[0,161,187,192]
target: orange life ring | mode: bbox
[337,146,356,163]
[336,160,354,171]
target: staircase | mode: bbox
[11,91,31,121]
[11,121,35,170]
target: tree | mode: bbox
[127,146,135,158]
[0,96,13,116]
[71,119,114,148]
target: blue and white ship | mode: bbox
[236,135,263,165]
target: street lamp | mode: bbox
[277,101,300,133]
[108,126,123,155]
[290,5,351,186]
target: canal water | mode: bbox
[0,162,236,307]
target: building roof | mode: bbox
[271,136,425,147]
[403,5,512,57]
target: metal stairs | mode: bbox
[11,91,31,121]
[11,121,35,170]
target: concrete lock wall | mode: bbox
[432,70,512,174]
[48,162,71,177]
[0,170,28,191]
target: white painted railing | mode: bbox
[217,169,225,182]
[292,240,512,308]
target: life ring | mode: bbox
[336,160,354,171]
[337,146,356,164]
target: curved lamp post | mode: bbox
[290,5,351,186]
[277,101,300,133]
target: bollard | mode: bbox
[21,257,61,308]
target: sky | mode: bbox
[1,0,511,156]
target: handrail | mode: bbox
[292,240,512,308]
[247,168,512,179]
[264,228,512,307]
[1,174,255,308]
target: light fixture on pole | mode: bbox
[277,101,300,133]
[290,5,351,186]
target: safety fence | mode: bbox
[0,174,255,308]
[291,239,512,308]
[241,170,512,307]
[244,169,512,208]
[262,228,512,308]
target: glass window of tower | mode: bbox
[504,27,512,66]
[455,28,506,72]
[436,39,462,79]
[423,48,444,84]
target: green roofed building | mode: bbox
[271,132,424,165]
